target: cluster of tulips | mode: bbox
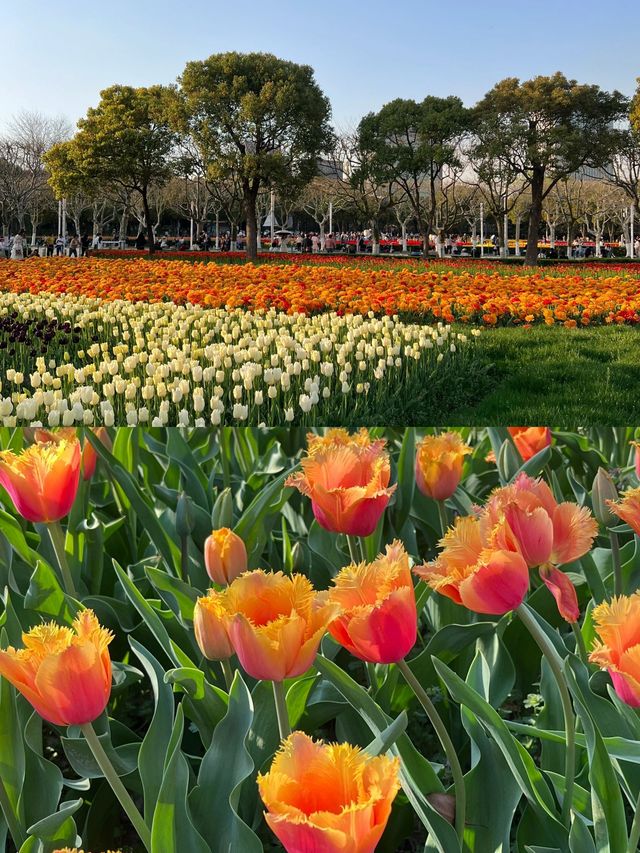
[0,292,477,427]
[2,425,640,852]
[3,255,640,325]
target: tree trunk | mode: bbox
[371,221,380,255]
[119,209,128,245]
[244,191,258,261]
[141,189,155,254]
[514,216,521,256]
[401,223,407,253]
[525,167,544,266]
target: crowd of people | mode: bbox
[0,228,636,259]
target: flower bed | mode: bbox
[0,425,638,853]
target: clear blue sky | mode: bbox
[2,0,639,131]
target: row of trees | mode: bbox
[4,53,640,264]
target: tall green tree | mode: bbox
[474,73,627,264]
[45,85,178,251]
[359,96,471,255]
[178,52,332,261]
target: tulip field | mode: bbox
[1,255,640,423]
[1,425,640,852]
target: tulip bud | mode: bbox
[176,491,195,540]
[290,541,304,572]
[211,487,233,529]
[204,528,247,585]
[497,438,522,483]
[592,467,618,527]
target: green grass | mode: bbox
[446,326,640,424]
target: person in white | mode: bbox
[10,231,25,260]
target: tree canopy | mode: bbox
[45,85,178,250]
[178,51,332,260]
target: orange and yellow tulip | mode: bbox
[285,429,396,537]
[590,593,640,707]
[195,571,337,681]
[482,473,596,622]
[204,528,248,585]
[415,432,471,501]
[258,731,400,853]
[608,487,640,535]
[35,427,111,481]
[414,515,530,615]
[0,438,81,523]
[327,541,416,663]
[508,427,552,461]
[193,593,235,661]
[0,609,113,726]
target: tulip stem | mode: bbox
[0,775,26,849]
[436,500,449,537]
[571,621,589,665]
[47,521,77,598]
[628,786,640,853]
[397,658,466,844]
[516,604,575,827]
[272,680,291,740]
[221,658,234,691]
[609,530,623,597]
[346,535,360,565]
[80,722,151,851]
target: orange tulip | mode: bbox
[327,541,416,663]
[481,473,596,622]
[204,528,248,585]
[608,487,640,535]
[285,429,396,537]
[193,592,235,661]
[196,571,338,681]
[415,432,471,501]
[35,427,111,481]
[0,610,113,726]
[590,593,640,707]
[258,731,400,853]
[508,427,552,461]
[0,438,81,523]
[414,515,530,614]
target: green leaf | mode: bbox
[189,672,262,852]
[130,638,175,825]
[234,469,293,565]
[511,445,552,482]
[164,667,228,747]
[432,658,565,837]
[0,510,40,568]
[393,428,415,532]
[85,431,179,573]
[0,674,25,840]
[21,799,82,853]
[24,561,77,623]
[564,661,628,853]
[364,711,408,756]
[145,566,199,622]
[150,704,209,853]
[112,559,193,668]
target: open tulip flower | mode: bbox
[327,540,417,663]
[0,609,113,726]
[258,731,400,853]
[508,427,552,461]
[285,428,396,537]
[589,593,640,707]
[35,427,112,481]
[414,515,530,615]
[608,487,640,535]
[415,431,472,501]
[195,570,338,681]
[482,473,597,622]
[0,437,81,523]
[203,527,248,585]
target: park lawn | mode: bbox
[447,325,640,424]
